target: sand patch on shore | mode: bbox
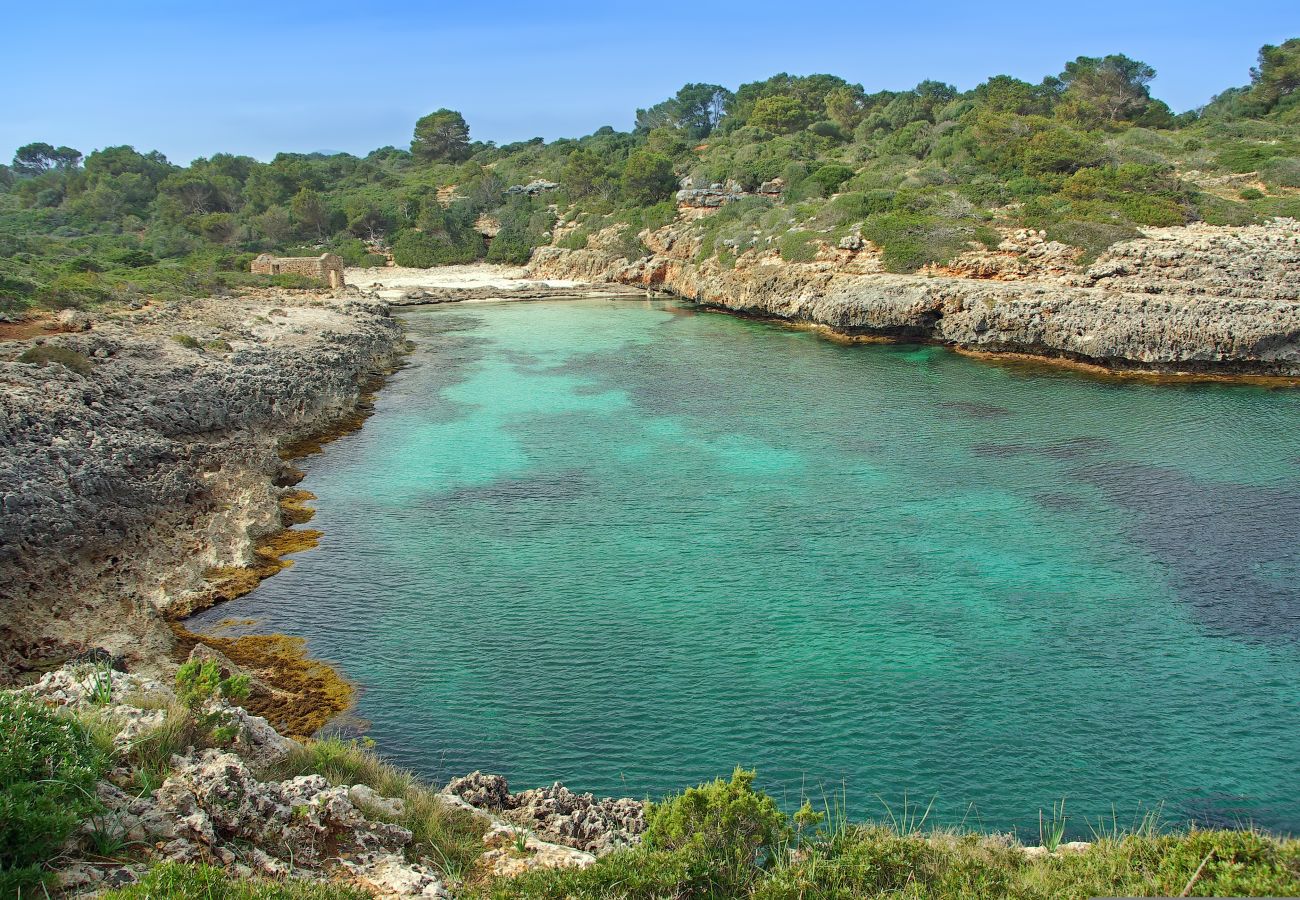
[349,263,583,302]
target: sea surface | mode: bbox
[190,297,1300,837]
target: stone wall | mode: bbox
[251,253,345,289]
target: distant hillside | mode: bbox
[1,39,1297,317]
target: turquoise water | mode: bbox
[190,298,1300,837]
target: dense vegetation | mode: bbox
[2,38,1298,318]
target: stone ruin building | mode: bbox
[251,253,345,289]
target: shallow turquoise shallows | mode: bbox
[190,298,1300,837]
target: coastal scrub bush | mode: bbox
[17,344,93,375]
[174,659,250,745]
[809,164,855,196]
[861,212,983,272]
[1196,193,1259,226]
[1044,220,1141,263]
[37,271,113,309]
[818,190,895,226]
[172,333,202,349]
[1261,156,1300,188]
[391,220,484,267]
[102,862,369,899]
[0,693,108,894]
[644,767,791,882]
[778,230,821,262]
[486,196,555,265]
[556,227,591,250]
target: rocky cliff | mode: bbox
[529,219,1300,376]
[0,293,404,678]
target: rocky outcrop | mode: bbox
[21,663,451,898]
[444,771,646,855]
[17,662,634,896]
[529,219,1300,376]
[1068,222,1300,300]
[0,292,404,678]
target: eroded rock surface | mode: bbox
[0,292,403,678]
[444,770,646,854]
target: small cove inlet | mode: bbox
[188,296,1300,836]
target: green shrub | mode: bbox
[1240,187,1265,200]
[1195,194,1259,227]
[487,197,555,265]
[1215,141,1300,173]
[64,256,105,273]
[820,190,895,226]
[556,227,591,250]
[17,344,93,375]
[809,164,855,196]
[1260,157,1300,188]
[1021,127,1108,175]
[645,767,790,880]
[174,659,250,745]
[361,253,388,267]
[861,212,983,273]
[37,272,112,309]
[102,862,368,899]
[1252,196,1300,218]
[778,230,821,262]
[1044,220,1141,263]
[172,333,202,350]
[391,229,482,268]
[0,693,108,895]
[111,248,156,268]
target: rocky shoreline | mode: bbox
[0,283,657,896]
[0,289,404,681]
[528,218,1300,377]
[17,660,645,897]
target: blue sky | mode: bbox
[3,1,1297,165]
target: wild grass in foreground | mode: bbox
[101,861,368,899]
[475,768,1300,900]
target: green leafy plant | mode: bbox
[173,659,250,747]
[643,767,791,885]
[1040,797,1068,851]
[0,693,108,895]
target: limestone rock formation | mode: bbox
[444,771,647,854]
[528,218,1300,375]
[0,293,403,678]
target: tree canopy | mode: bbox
[411,109,471,162]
